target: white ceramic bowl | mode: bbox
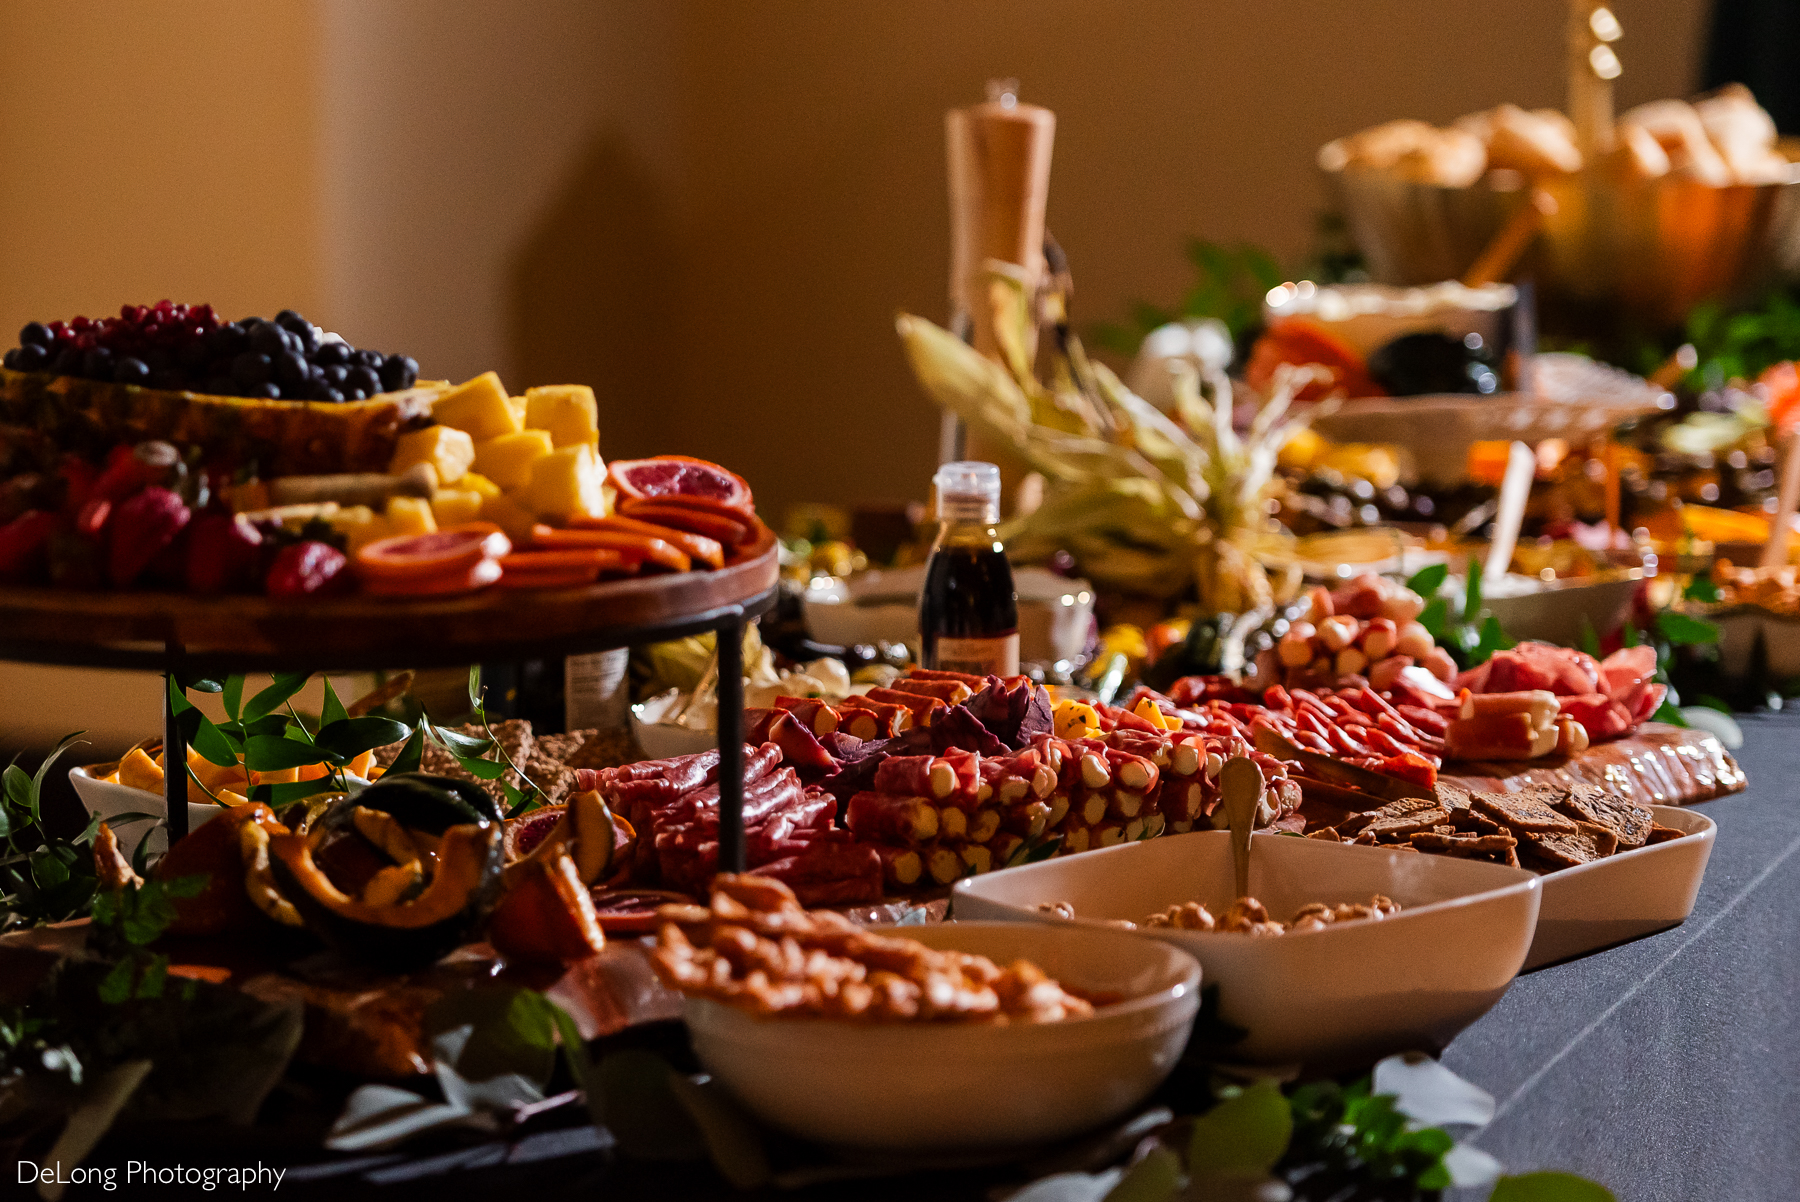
[628,708,719,760]
[68,763,217,858]
[953,831,1540,1067]
[685,920,1199,1150]
[1526,804,1716,969]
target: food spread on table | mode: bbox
[6,22,1792,1198]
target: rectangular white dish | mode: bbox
[1524,803,1716,969]
[952,830,1540,1068]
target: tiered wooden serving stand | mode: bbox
[0,526,780,870]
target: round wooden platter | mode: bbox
[0,523,779,672]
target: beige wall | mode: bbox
[0,0,322,340]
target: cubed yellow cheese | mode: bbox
[430,371,521,440]
[480,492,540,544]
[431,489,484,528]
[524,384,600,449]
[506,395,528,427]
[522,444,605,519]
[473,429,555,490]
[385,495,438,537]
[328,505,392,555]
[459,471,501,499]
[389,424,475,485]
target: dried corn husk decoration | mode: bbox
[898,272,1317,610]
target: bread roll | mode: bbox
[1466,104,1583,176]
[1325,119,1485,187]
[1618,99,1732,186]
[1694,83,1790,184]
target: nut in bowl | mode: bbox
[656,876,1200,1150]
[953,830,1540,1068]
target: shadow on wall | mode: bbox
[507,128,678,465]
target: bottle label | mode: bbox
[564,649,629,731]
[932,633,1019,677]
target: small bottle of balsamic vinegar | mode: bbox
[919,461,1019,675]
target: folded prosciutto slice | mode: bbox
[1455,641,1664,742]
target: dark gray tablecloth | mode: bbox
[1445,711,1800,1201]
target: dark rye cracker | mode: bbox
[1409,830,1520,864]
[1553,784,1652,850]
[1518,826,1610,871]
[1340,796,1444,837]
[1645,823,1688,845]
[1472,789,1580,836]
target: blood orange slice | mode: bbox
[616,498,755,547]
[356,525,511,583]
[361,555,503,597]
[607,455,753,514]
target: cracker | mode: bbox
[1361,806,1451,839]
[1645,824,1687,845]
[1553,784,1652,850]
[1518,826,1608,871]
[1340,796,1443,837]
[1306,827,1342,842]
[420,719,535,803]
[1574,820,1619,858]
[1436,781,1474,812]
[1409,829,1519,857]
[1472,789,1579,835]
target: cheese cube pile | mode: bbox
[384,371,604,537]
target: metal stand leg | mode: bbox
[715,612,746,873]
[163,670,189,844]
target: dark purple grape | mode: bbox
[53,346,81,374]
[378,354,418,391]
[19,322,52,348]
[2,350,17,370]
[322,364,348,388]
[248,322,288,357]
[205,324,248,360]
[13,343,49,370]
[352,348,382,369]
[275,309,308,333]
[82,347,114,379]
[114,357,150,385]
[312,340,348,367]
[348,365,381,396]
[344,386,367,401]
[274,350,309,387]
[253,382,282,399]
[177,340,209,370]
[231,351,273,387]
[319,386,344,403]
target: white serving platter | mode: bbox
[1525,803,1716,969]
[952,830,1540,1068]
[685,920,1199,1150]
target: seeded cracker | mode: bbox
[1409,829,1520,861]
[421,719,535,803]
[1553,784,1652,850]
[1471,789,1580,835]
[1518,826,1609,871]
[1339,795,1443,837]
